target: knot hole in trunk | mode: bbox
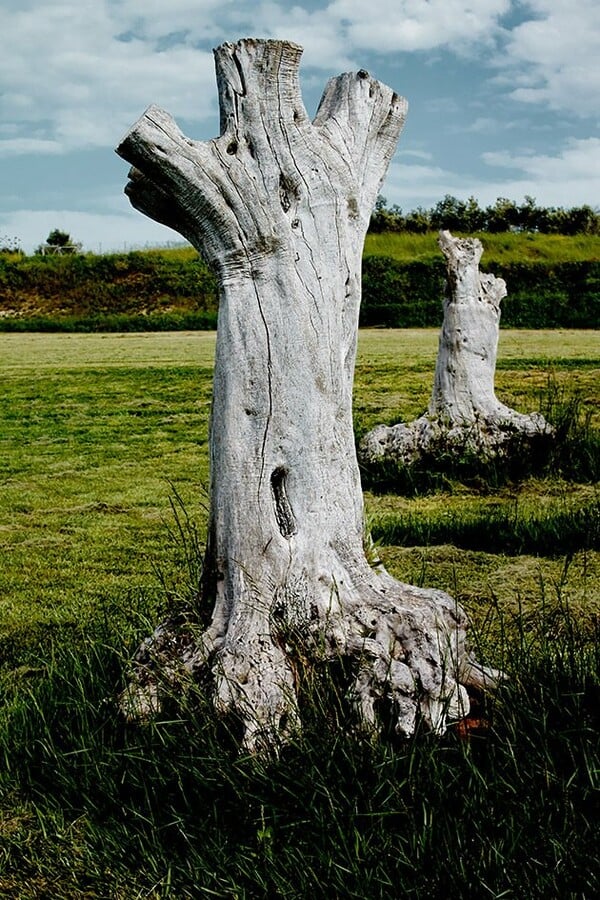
[271,467,297,538]
[279,173,300,215]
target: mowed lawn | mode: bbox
[1,328,598,669]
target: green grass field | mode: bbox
[1,329,599,897]
[1,329,597,656]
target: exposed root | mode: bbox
[120,577,500,751]
[360,407,553,467]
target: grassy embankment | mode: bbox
[365,230,600,262]
[1,232,599,330]
[0,329,599,897]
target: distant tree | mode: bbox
[47,228,72,247]
[403,206,430,233]
[463,196,486,232]
[37,229,82,255]
[486,197,519,233]
[515,195,540,232]
[430,194,468,232]
[369,194,404,232]
[367,193,599,236]
[560,205,599,236]
[422,195,486,233]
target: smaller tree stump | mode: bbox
[360,230,552,467]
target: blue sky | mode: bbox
[1,0,598,253]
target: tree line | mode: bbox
[369,194,600,236]
[3,199,598,257]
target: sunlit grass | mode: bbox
[364,231,600,263]
[1,329,598,661]
[0,350,213,660]
[0,329,217,370]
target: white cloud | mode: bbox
[463,116,519,135]
[112,0,230,41]
[503,0,600,116]
[382,137,600,211]
[0,139,63,158]
[383,160,464,209]
[250,12,356,72]
[3,0,595,163]
[0,0,527,160]
[400,149,434,161]
[327,0,511,52]
[0,1,363,159]
[1,0,598,241]
[483,137,600,183]
[0,1,219,155]
[477,137,600,208]
[473,174,600,210]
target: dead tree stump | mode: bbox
[116,41,493,751]
[360,230,552,467]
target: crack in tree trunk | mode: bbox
[116,39,496,751]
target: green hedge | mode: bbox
[496,261,600,327]
[1,251,598,330]
[360,258,444,327]
[361,257,600,328]
[0,311,218,333]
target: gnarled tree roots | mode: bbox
[121,575,498,752]
[361,405,552,468]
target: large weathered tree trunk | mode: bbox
[117,40,492,750]
[361,230,551,465]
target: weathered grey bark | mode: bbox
[361,230,551,465]
[116,40,493,750]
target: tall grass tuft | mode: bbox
[540,379,600,483]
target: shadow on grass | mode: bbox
[370,497,600,557]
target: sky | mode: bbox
[1,0,598,254]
